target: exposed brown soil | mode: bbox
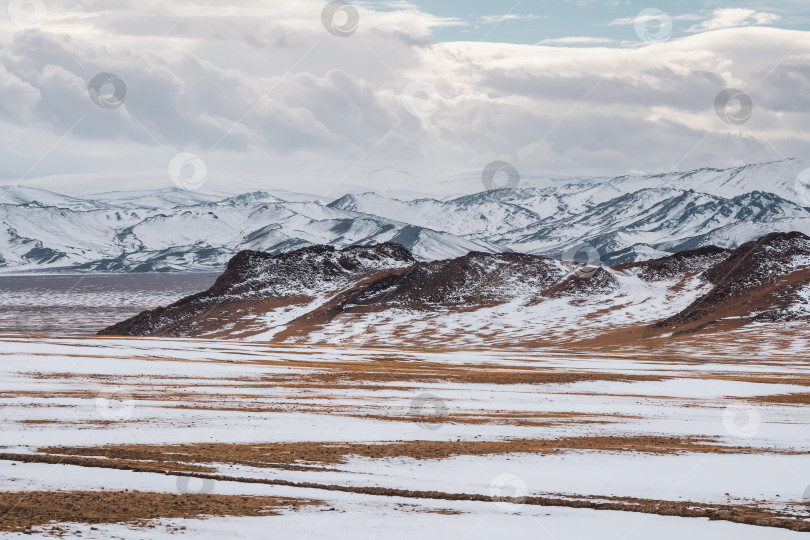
[0,490,316,532]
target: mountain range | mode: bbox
[2,158,810,272]
[99,231,810,347]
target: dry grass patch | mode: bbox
[31,436,785,474]
[754,393,810,405]
[3,451,215,474]
[348,410,642,427]
[302,367,665,386]
[0,490,317,532]
[701,374,810,387]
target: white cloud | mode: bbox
[536,36,613,46]
[0,1,806,196]
[688,8,781,33]
[0,63,40,121]
[609,13,702,26]
[480,14,542,24]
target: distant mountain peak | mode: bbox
[2,159,810,273]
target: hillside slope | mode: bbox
[100,232,810,346]
[98,243,414,338]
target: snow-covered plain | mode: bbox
[1,335,809,538]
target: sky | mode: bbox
[411,1,810,44]
[0,0,808,197]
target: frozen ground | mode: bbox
[3,498,807,540]
[0,273,219,333]
[0,335,809,538]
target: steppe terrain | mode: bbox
[1,329,809,538]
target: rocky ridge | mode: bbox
[100,232,810,344]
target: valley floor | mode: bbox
[1,333,809,538]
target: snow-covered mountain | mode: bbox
[2,159,810,272]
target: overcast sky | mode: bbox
[0,0,808,196]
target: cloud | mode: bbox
[0,1,806,196]
[0,63,40,121]
[609,13,702,26]
[480,14,542,24]
[536,37,613,46]
[688,9,781,33]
